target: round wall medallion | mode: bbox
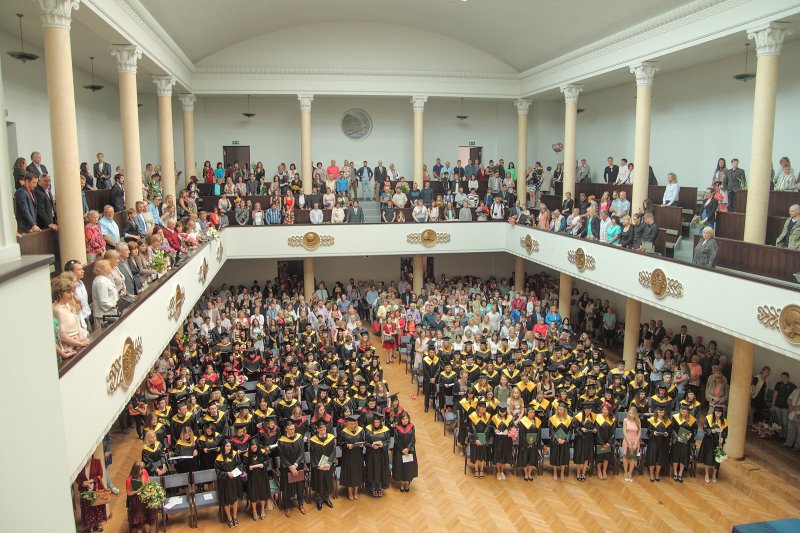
[341,108,372,141]
[121,337,138,388]
[420,229,438,247]
[303,231,321,251]
[780,304,800,345]
[574,248,586,271]
[650,268,668,299]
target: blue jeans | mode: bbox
[359,179,373,200]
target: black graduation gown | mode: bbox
[422,355,441,400]
[214,451,243,505]
[594,415,616,460]
[364,425,391,488]
[491,413,515,465]
[573,413,597,464]
[338,426,365,487]
[671,414,697,466]
[277,434,305,503]
[698,416,728,467]
[197,432,221,470]
[468,412,493,462]
[645,417,673,468]
[548,415,573,467]
[457,398,476,446]
[243,449,270,502]
[437,370,458,408]
[142,442,167,475]
[173,438,198,473]
[517,416,543,467]
[392,423,418,481]
[309,433,337,496]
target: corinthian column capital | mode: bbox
[110,45,142,74]
[37,0,80,30]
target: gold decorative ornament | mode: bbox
[107,336,143,393]
[520,234,540,255]
[168,284,186,319]
[638,269,683,298]
[216,240,224,262]
[757,304,800,345]
[407,229,451,247]
[198,257,209,284]
[567,247,595,271]
[287,232,335,251]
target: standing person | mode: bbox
[126,461,157,533]
[670,405,697,483]
[75,456,107,533]
[622,406,641,482]
[243,439,270,521]
[309,420,336,510]
[573,402,596,482]
[215,440,242,527]
[517,406,542,481]
[698,405,728,483]
[645,405,672,482]
[693,226,718,268]
[549,402,573,481]
[364,414,391,497]
[775,204,800,250]
[725,158,744,211]
[594,403,615,480]
[338,414,365,500]
[491,404,515,480]
[750,366,772,425]
[773,372,797,441]
[469,400,492,479]
[392,412,418,492]
[277,420,306,517]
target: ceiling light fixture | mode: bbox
[7,14,38,63]
[733,42,756,81]
[456,98,468,120]
[242,95,255,118]
[83,57,104,92]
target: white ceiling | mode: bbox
[138,0,692,70]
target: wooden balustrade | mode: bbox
[714,211,787,245]
[729,190,800,217]
[693,234,800,283]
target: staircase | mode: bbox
[360,200,382,223]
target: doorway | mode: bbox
[7,121,18,166]
[223,145,251,173]
[400,256,435,285]
[277,260,303,288]
[458,145,483,166]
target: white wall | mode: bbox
[572,39,800,189]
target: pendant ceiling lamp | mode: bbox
[7,14,38,63]
[733,42,756,82]
[83,57,104,92]
[242,95,255,118]
[456,98,468,120]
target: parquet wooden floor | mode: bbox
[92,341,800,533]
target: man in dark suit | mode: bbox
[603,157,619,183]
[117,243,142,295]
[25,151,48,177]
[33,174,57,230]
[671,325,692,355]
[93,152,113,190]
[345,200,364,223]
[373,160,387,200]
[14,173,40,233]
[110,174,126,212]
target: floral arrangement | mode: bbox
[80,489,98,503]
[714,443,728,463]
[476,205,490,216]
[691,215,706,228]
[138,481,166,510]
[180,233,199,254]
[150,250,171,274]
[206,227,221,240]
[751,421,782,439]
[398,183,410,194]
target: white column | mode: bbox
[298,94,314,194]
[743,22,793,244]
[411,96,427,188]
[515,99,531,205]
[179,94,196,189]
[153,75,177,204]
[110,44,143,207]
[630,62,659,212]
[560,85,582,201]
[0,52,19,262]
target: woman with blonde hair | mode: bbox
[622,405,642,481]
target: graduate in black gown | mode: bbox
[490,403,515,480]
[392,411,418,492]
[243,439,270,521]
[172,425,198,473]
[698,404,728,483]
[516,406,543,481]
[277,420,306,517]
[670,405,697,483]
[594,402,616,480]
[309,419,337,510]
[548,402,573,481]
[338,414,365,500]
[141,430,167,476]
[573,402,597,482]
[364,413,391,497]
[468,400,492,478]
[197,423,222,470]
[214,440,242,528]
[645,405,673,482]
[457,388,477,451]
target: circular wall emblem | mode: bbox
[341,109,372,141]
[780,304,800,345]
[650,268,668,299]
[121,337,138,388]
[574,248,586,271]
[421,229,438,247]
[303,231,321,251]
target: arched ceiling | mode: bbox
[139,0,693,71]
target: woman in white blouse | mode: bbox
[91,260,119,329]
[661,172,681,206]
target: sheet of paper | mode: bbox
[164,496,182,510]
[203,493,214,501]
[230,467,242,478]
[402,454,414,463]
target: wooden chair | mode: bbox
[191,469,221,528]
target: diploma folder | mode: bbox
[554,429,568,442]
[525,432,538,446]
[677,427,692,443]
[475,432,487,445]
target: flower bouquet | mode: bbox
[150,250,171,275]
[138,481,166,510]
[751,421,782,439]
[399,183,410,194]
[714,443,728,463]
[80,489,98,503]
[180,233,199,255]
[206,227,221,240]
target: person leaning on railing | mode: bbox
[91,259,119,330]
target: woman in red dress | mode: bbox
[126,461,157,533]
[382,310,398,364]
[75,457,107,532]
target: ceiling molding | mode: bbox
[194,66,519,80]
